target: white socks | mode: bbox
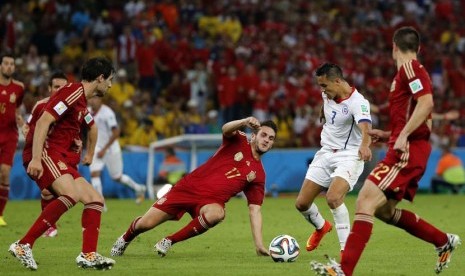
[300,203,326,230]
[91,177,103,196]
[120,174,141,191]
[330,203,350,251]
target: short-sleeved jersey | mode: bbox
[92,104,121,153]
[22,95,94,165]
[42,83,93,155]
[320,88,372,150]
[388,59,432,144]
[0,80,24,137]
[176,131,266,206]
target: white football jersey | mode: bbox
[320,88,371,150]
[92,104,121,153]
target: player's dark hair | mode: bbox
[315,63,344,81]
[393,26,420,53]
[81,57,115,82]
[48,71,68,86]
[259,120,278,136]
[0,53,15,63]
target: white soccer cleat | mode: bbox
[135,185,146,204]
[154,238,172,257]
[42,226,58,238]
[110,235,130,256]
[310,256,345,276]
[76,252,115,270]
[8,241,38,270]
[435,233,461,274]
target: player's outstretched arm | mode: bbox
[248,203,269,256]
[82,124,98,166]
[222,117,260,137]
[368,129,391,144]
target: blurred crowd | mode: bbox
[2,0,465,149]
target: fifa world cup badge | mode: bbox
[9,93,16,103]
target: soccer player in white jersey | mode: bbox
[88,96,146,206]
[295,63,372,255]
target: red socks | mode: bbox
[0,184,9,216]
[20,195,76,247]
[123,216,142,242]
[167,214,212,244]
[81,202,104,253]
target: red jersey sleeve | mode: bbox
[400,60,433,100]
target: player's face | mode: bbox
[0,57,15,79]
[49,78,68,95]
[252,126,275,155]
[317,75,340,100]
[95,74,114,97]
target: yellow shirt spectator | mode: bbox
[127,119,158,147]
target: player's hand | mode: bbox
[81,154,93,166]
[256,246,270,256]
[358,145,372,162]
[368,129,388,144]
[71,138,83,153]
[97,149,106,159]
[27,159,43,179]
[444,110,459,120]
[393,134,408,153]
[245,117,261,130]
[22,124,30,137]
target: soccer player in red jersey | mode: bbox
[8,57,116,271]
[310,26,461,276]
[0,53,24,226]
[23,71,97,238]
[111,117,277,257]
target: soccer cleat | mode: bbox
[0,216,7,226]
[435,233,461,274]
[110,235,130,256]
[307,220,333,251]
[310,256,345,276]
[42,226,58,238]
[154,238,172,257]
[8,241,38,270]
[135,185,146,204]
[76,252,115,270]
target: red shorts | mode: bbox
[367,140,431,202]
[0,136,18,166]
[23,149,81,190]
[153,184,225,220]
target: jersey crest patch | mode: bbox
[234,152,243,161]
[409,79,423,94]
[57,161,68,170]
[9,93,16,103]
[246,171,256,182]
[342,105,349,115]
[53,101,68,115]
[84,113,93,124]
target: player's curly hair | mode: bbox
[258,120,278,136]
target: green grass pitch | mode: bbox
[1,194,463,275]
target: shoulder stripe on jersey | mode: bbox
[12,79,25,88]
[343,116,355,149]
[65,87,83,105]
[404,60,415,79]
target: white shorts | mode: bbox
[306,148,365,191]
[89,149,123,179]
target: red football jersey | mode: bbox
[388,59,432,144]
[41,83,93,155]
[23,94,93,165]
[178,131,266,206]
[0,80,24,137]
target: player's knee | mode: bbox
[205,208,225,225]
[295,199,310,212]
[325,193,343,209]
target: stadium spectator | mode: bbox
[0,53,25,227]
[431,144,465,194]
[155,147,186,186]
[295,63,372,255]
[9,57,116,270]
[110,117,277,258]
[127,118,157,148]
[310,26,460,276]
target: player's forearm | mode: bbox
[16,108,24,128]
[400,94,434,138]
[87,125,98,156]
[222,118,249,136]
[248,204,265,249]
[32,118,50,160]
[359,122,372,148]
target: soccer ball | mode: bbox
[269,234,300,262]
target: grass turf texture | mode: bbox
[1,194,463,275]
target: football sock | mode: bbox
[120,174,139,190]
[123,216,142,242]
[330,203,350,250]
[389,208,448,247]
[40,195,57,228]
[341,213,374,276]
[19,195,76,247]
[300,203,326,229]
[0,183,9,216]
[167,214,212,244]
[82,202,104,253]
[91,177,103,196]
